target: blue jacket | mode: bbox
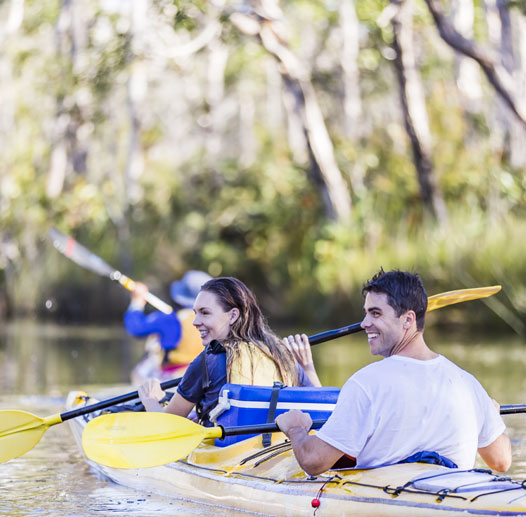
[124,309,182,351]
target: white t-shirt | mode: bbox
[316,355,505,469]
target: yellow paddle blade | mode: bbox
[427,286,501,312]
[0,410,61,463]
[82,412,223,469]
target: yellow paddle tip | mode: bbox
[427,285,501,312]
[82,412,222,469]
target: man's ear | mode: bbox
[230,308,240,324]
[403,310,416,329]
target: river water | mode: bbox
[0,319,525,516]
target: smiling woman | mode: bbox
[137,277,321,426]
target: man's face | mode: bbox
[360,291,406,357]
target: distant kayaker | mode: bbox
[125,270,212,381]
[138,276,321,426]
[276,269,512,474]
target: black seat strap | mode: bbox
[201,344,211,390]
[262,381,284,447]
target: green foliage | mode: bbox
[1,0,525,335]
[508,0,526,15]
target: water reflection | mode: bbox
[0,320,140,395]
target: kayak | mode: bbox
[131,348,188,385]
[66,390,526,516]
[130,334,189,384]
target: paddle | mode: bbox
[500,404,526,415]
[82,405,526,469]
[0,284,503,464]
[0,377,182,464]
[308,285,502,345]
[49,227,173,314]
[82,412,325,469]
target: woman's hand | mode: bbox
[283,333,322,387]
[138,378,166,412]
[283,333,313,368]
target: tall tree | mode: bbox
[484,0,526,168]
[231,1,352,221]
[425,0,526,129]
[451,0,483,113]
[340,0,363,140]
[390,0,448,222]
[46,0,89,198]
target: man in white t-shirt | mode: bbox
[276,269,512,475]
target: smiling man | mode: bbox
[276,269,512,475]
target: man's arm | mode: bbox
[276,410,346,476]
[478,433,512,472]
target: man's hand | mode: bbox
[491,398,501,413]
[130,281,149,309]
[275,409,312,436]
[276,410,344,476]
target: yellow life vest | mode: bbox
[229,342,283,385]
[166,309,203,365]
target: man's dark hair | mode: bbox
[362,269,428,331]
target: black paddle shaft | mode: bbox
[218,406,525,439]
[221,419,327,438]
[59,378,182,422]
[308,322,363,345]
[500,404,526,415]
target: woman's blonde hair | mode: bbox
[200,277,299,386]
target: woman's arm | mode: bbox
[138,378,195,417]
[283,333,322,387]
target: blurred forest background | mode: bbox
[0,0,525,335]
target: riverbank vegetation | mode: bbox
[1,0,525,335]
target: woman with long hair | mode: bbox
[138,277,321,425]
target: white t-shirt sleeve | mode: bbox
[316,378,374,458]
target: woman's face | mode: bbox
[193,290,239,346]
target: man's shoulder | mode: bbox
[345,359,389,387]
[353,357,395,375]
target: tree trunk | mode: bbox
[391,0,448,223]
[483,0,526,168]
[340,0,363,140]
[118,0,149,273]
[205,39,229,164]
[425,0,526,129]
[46,0,88,198]
[239,78,257,167]
[231,6,352,221]
[451,0,483,112]
[508,13,526,168]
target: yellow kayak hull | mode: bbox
[66,391,526,516]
